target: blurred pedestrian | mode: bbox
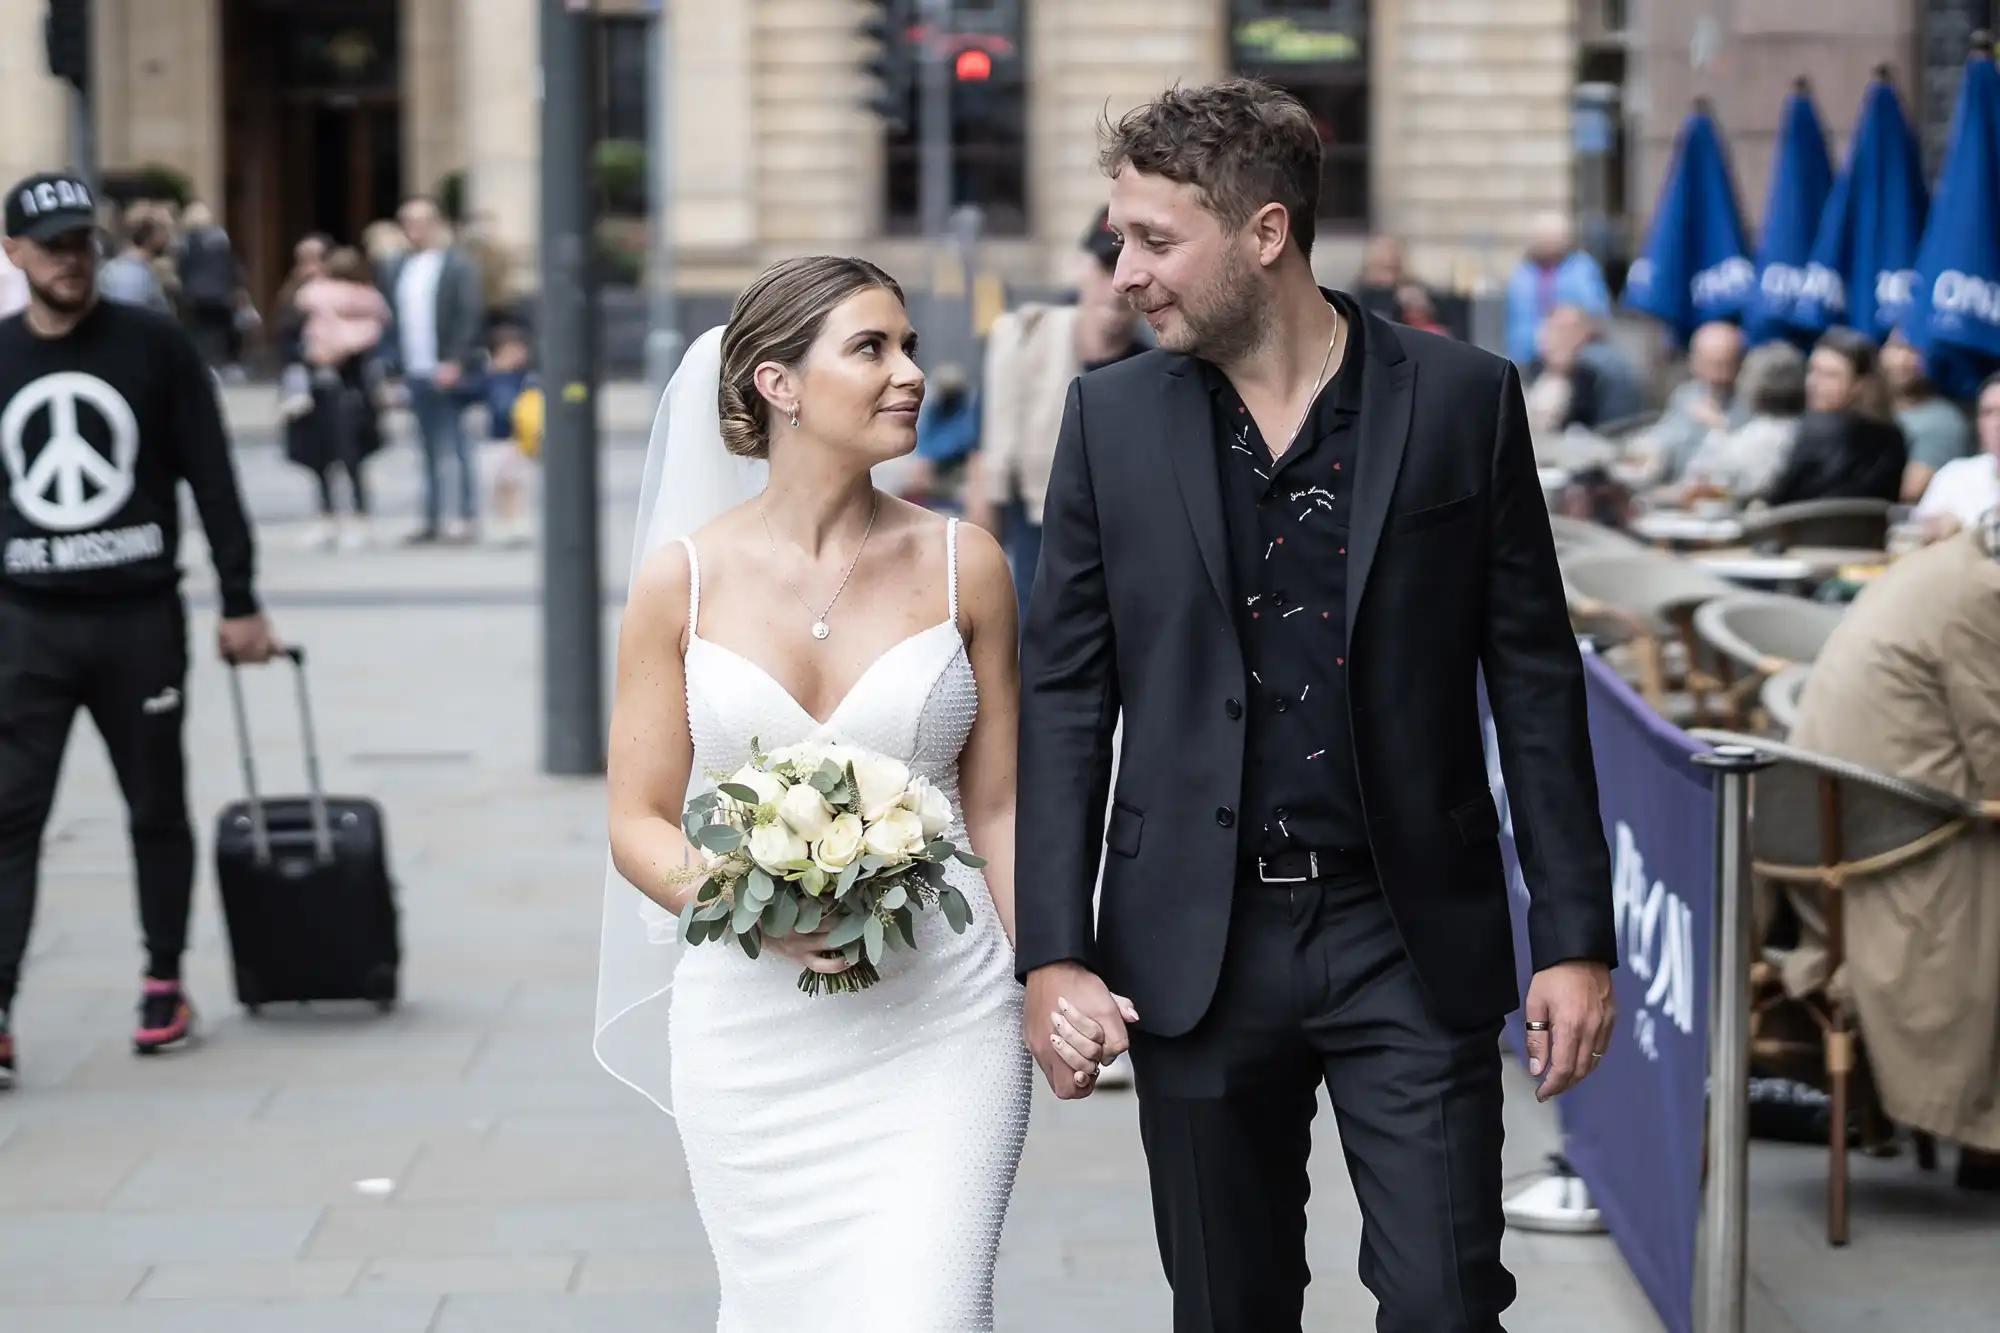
[1763,327,1907,506]
[291,246,391,550]
[1882,330,1973,503]
[1505,211,1611,367]
[0,230,32,319]
[1523,304,1606,435]
[1352,234,1409,323]
[1623,321,1746,486]
[0,173,281,1087]
[377,196,486,545]
[98,215,173,314]
[1912,372,2000,540]
[174,201,246,379]
[966,205,1144,611]
[480,324,540,548]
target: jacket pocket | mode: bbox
[1105,801,1144,858]
[1389,491,1477,535]
[1448,794,1501,846]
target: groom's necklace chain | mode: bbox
[1272,305,1343,462]
[760,492,879,641]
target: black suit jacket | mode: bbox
[1015,307,1616,1035]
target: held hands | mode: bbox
[1522,959,1616,1102]
[763,924,855,979]
[1024,962,1140,1100]
[218,614,282,665]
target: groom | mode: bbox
[1015,79,1617,1332]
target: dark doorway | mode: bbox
[222,0,403,322]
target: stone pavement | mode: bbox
[0,421,1991,1330]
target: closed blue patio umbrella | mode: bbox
[1787,68,1929,338]
[1904,45,2000,384]
[1624,101,1754,347]
[1744,79,1833,346]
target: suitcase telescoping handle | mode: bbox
[224,645,334,866]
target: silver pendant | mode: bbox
[811,621,830,640]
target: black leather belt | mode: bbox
[1247,848,1373,884]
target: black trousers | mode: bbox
[310,380,372,517]
[1130,871,1513,1333]
[0,593,194,1008]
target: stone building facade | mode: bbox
[0,0,1945,314]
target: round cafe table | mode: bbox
[1629,510,1745,546]
[1690,545,1887,592]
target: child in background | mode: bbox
[483,325,541,548]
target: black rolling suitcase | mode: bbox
[214,646,401,1014]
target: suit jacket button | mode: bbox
[1225,698,1243,720]
[1215,807,1236,828]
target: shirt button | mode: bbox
[1274,806,1290,822]
[1273,696,1290,713]
[1215,807,1236,828]
[1224,698,1243,720]
[1271,590,1289,608]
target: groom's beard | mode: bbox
[1155,248,1269,365]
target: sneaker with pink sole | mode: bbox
[133,979,196,1056]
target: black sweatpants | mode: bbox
[0,593,194,1009]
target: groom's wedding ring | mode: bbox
[1590,1051,1606,1060]
[1523,1020,1552,1032]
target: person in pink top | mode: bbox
[288,248,390,549]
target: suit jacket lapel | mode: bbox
[1159,360,1233,616]
[1345,318,1415,631]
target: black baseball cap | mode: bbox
[5,173,98,243]
[1082,205,1120,272]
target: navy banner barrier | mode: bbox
[1481,650,1715,1333]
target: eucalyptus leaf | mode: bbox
[731,891,760,935]
[680,906,701,944]
[696,824,743,854]
[893,907,917,949]
[771,891,801,938]
[811,762,842,794]
[795,896,824,934]
[740,928,762,959]
[748,868,776,905]
[953,849,988,869]
[862,913,885,964]
[923,838,953,861]
[858,854,886,875]
[841,939,863,963]
[939,885,971,933]
[695,877,722,904]
[825,912,869,949]
[835,861,862,899]
[717,782,762,805]
[825,782,855,807]
[880,883,908,912]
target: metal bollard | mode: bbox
[1691,743,1772,1333]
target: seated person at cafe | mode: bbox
[1523,304,1607,435]
[1777,509,2000,1190]
[1913,371,2000,541]
[1670,341,1807,504]
[1883,330,1973,503]
[1622,320,1746,486]
[1763,327,1907,507]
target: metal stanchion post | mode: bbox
[1691,743,1772,1333]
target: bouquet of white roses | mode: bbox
[674,738,984,995]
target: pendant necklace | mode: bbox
[761,491,879,641]
[1273,305,1344,461]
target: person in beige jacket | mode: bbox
[965,207,1143,612]
[1782,510,2000,1188]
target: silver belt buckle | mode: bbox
[1258,852,1317,884]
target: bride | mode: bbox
[595,257,1112,1331]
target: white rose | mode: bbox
[901,776,954,839]
[852,754,913,821]
[777,783,835,839]
[863,807,927,861]
[746,822,809,873]
[813,813,866,873]
[724,765,785,810]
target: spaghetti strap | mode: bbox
[944,518,961,626]
[678,535,701,634]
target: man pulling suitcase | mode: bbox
[0,173,281,1088]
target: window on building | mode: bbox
[879,0,1029,237]
[1229,0,1372,231]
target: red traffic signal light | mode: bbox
[954,49,992,82]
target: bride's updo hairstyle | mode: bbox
[718,255,906,459]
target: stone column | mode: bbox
[752,0,875,250]
[105,0,224,208]
[459,0,540,269]
[404,0,463,203]
[0,0,76,191]
[1026,0,1227,282]
[674,0,760,274]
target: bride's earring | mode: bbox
[787,404,801,430]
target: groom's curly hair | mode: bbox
[1098,78,1325,259]
[719,256,905,459]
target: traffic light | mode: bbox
[857,0,912,132]
[44,0,90,93]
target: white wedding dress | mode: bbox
[668,518,1033,1333]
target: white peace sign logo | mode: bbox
[0,372,140,532]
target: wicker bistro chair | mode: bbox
[1690,730,1981,1245]
[1760,664,1810,739]
[1693,593,1846,727]
[1549,515,1647,560]
[1738,498,1893,552]
[1560,553,1740,718]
